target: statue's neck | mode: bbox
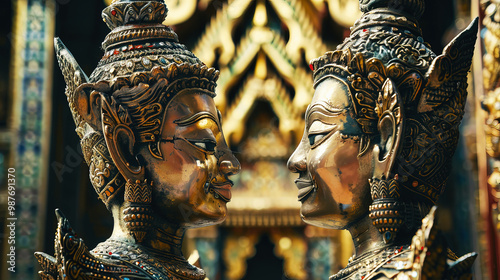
[143,223,186,262]
[109,204,186,262]
[106,205,207,280]
[347,215,386,260]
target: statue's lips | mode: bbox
[295,178,315,201]
[211,182,233,202]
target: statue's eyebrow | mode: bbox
[217,109,223,124]
[174,111,220,128]
[305,101,345,125]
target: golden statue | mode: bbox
[288,0,479,279]
[34,0,240,279]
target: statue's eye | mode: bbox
[308,134,325,146]
[190,139,217,152]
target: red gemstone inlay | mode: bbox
[111,10,117,16]
[108,252,112,255]
[136,45,143,49]
[113,50,119,55]
[363,29,368,32]
[309,64,314,71]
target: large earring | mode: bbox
[368,174,403,244]
[123,179,153,243]
[368,79,404,244]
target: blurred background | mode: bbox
[0,0,498,279]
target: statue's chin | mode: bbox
[300,199,367,230]
[182,215,227,229]
[300,212,347,229]
[177,202,228,229]
[299,204,348,229]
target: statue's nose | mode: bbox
[219,154,241,176]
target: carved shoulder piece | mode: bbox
[409,207,476,280]
[361,207,477,279]
[411,207,448,278]
[34,252,57,280]
[35,210,153,280]
[446,252,477,279]
[418,18,479,113]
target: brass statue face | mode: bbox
[288,78,372,229]
[141,90,240,227]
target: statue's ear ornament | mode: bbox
[418,18,479,113]
[369,78,405,244]
[100,94,145,180]
[73,84,105,131]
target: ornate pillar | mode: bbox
[195,238,220,280]
[304,226,350,280]
[187,226,221,280]
[307,238,333,280]
[4,0,55,279]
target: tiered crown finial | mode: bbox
[102,0,167,31]
[358,0,425,19]
[89,0,213,83]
